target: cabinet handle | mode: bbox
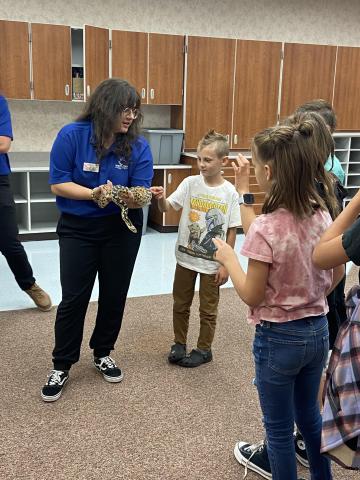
[150,89,155,100]
[65,84,70,96]
[167,173,172,184]
[86,85,91,97]
[141,88,146,99]
[234,134,238,145]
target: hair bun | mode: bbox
[297,120,314,137]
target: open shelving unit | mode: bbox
[334,132,360,207]
[9,153,59,235]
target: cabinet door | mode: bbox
[85,25,109,98]
[0,20,30,99]
[232,40,281,149]
[164,169,189,225]
[32,23,72,101]
[333,47,360,130]
[148,34,184,105]
[112,30,147,102]
[280,43,337,117]
[185,36,235,149]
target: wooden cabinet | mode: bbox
[232,40,281,148]
[112,31,184,105]
[185,37,281,150]
[112,30,147,100]
[0,20,31,99]
[333,47,360,131]
[148,34,184,105]
[149,166,191,230]
[185,36,236,149]
[31,23,72,100]
[280,42,337,117]
[85,25,109,99]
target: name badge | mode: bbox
[83,162,99,173]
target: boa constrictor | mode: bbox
[92,185,152,233]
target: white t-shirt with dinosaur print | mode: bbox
[167,175,241,274]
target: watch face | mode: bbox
[244,193,255,205]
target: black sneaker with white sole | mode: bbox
[41,369,69,402]
[94,356,124,383]
[294,431,310,468]
[234,440,272,479]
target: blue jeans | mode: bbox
[253,315,332,480]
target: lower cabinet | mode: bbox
[149,166,191,231]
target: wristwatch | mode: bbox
[238,193,255,205]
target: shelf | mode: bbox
[29,222,57,232]
[30,193,56,202]
[13,194,27,203]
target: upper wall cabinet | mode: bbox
[84,25,109,99]
[112,30,147,100]
[31,23,72,100]
[112,31,184,105]
[232,40,281,148]
[185,37,281,150]
[280,42,337,117]
[148,34,184,105]
[333,46,360,130]
[0,20,31,99]
[185,36,236,149]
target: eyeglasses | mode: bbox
[122,107,139,119]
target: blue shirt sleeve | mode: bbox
[129,140,154,188]
[0,96,13,139]
[49,131,76,184]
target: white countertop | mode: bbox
[9,153,191,172]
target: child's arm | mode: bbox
[313,190,360,269]
[213,237,269,307]
[214,227,237,286]
[150,186,171,213]
[232,154,257,234]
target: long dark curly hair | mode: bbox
[77,78,143,161]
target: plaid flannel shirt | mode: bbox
[321,284,360,470]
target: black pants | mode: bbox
[326,274,347,349]
[53,211,142,371]
[0,175,35,290]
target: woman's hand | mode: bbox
[150,186,165,200]
[214,265,229,286]
[212,237,237,266]
[232,154,251,194]
[91,180,113,208]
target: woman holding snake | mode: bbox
[41,78,153,402]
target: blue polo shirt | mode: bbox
[0,95,13,175]
[49,121,153,217]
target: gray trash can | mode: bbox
[142,128,184,165]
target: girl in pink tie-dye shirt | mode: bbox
[213,115,344,480]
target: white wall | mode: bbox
[2,0,360,151]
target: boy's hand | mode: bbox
[150,186,165,200]
[232,154,251,194]
[214,265,229,286]
[212,238,237,266]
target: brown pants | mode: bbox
[172,263,219,351]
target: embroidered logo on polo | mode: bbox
[115,156,128,170]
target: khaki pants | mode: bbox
[172,263,219,351]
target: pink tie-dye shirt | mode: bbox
[241,208,333,325]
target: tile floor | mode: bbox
[0,228,247,311]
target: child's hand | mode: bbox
[214,265,229,286]
[150,186,165,200]
[232,154,251,193]
[212,238,236,266]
